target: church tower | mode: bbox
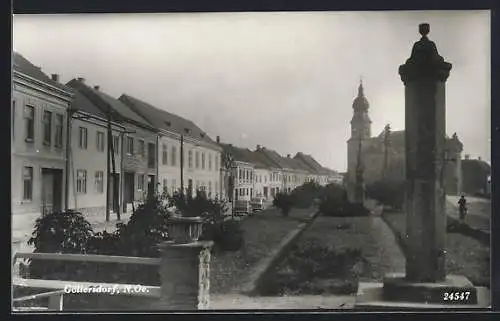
[347,80,371,202]
[350,80,372,139]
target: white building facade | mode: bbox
[12,53,74,244]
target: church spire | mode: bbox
[358,77,364,97]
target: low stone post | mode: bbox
[153,216,212,311]
[156,241,213,310]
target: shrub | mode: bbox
[290,181,323,209]
[28,209,93,254]
[273,192,295,217]
[366,179,406,210]
[317,184,369,217]
[170,190,244,252]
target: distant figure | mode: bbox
[458,195,468,223]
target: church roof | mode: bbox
[352,81,369,112]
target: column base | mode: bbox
[355,273,490,310]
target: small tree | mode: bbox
[273,192,295,217]
[290,181,323,208]
[365,179,405,210]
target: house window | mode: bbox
[126,137,134,155]
[78,127,88,149]
[138,174,144,191]
[22,166,33,200]
[55,114,63,148]
[208,154,212,170]
[239,169,243,180]
[76,170,87,194]
[94,171,104,193]
[246,188,249,196]
[239,189,244,196]
[195,151,200,169]
[163,178,168,194]
[42,110,52,145]
[202,153,206,170]
[148,143,156,168]
[96,131,105,152]
[24,105,35,141]
[171,146,177,166]
[138,140,145,157]
[162,144,168,165]
[113,136,119,154]
[12,100,15,141]
[188,150,193,168]
[208,181,212,197]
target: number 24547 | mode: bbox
[443,291,471,301]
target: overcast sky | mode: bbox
[13,11,491,171]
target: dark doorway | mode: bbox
[147,175,156,200]
[41,168,63,215]
[108,173,120,213]
[124,172,135,210]
[263,187,268,198]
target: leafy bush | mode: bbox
[28,209,93,254]
[273,192,295,217]
[290,181,323,209]
[317,184,369,217]
[366,179,406,210]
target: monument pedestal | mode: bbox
[355,273,489,310]
[150,241,213,311]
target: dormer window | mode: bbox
[200,133,205,138]
[164,121,171,127]
[184,128,190,134]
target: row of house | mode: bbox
[11,52,343,238]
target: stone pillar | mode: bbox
[398,23,452,282]
[155,241,213,310]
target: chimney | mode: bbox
[94,85,100,91]
[216,136,220,143]
[256,144,261,150]
[51,74,59,82]
[478,156,482,161]
[77,77,85,83]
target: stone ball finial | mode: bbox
[419,23,430,37]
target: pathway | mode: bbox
[209,294,355,310]
[446,196,490,232]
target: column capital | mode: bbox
[399,23,452,84]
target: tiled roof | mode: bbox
[66,79,155,131]
[294,152,329,174]
[13,52,72,93]
[258,148,293,170]
[220,144,255,165]
[71,91,107,119]
[119,94,215,144]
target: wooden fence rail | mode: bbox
[12,252,162,312]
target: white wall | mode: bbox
[67,115,123,211]
[11,75,72,242]
[11,78,70,216]
[157,133,222,199]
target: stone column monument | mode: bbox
[355,23,489,309]
[399,22,451,283]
